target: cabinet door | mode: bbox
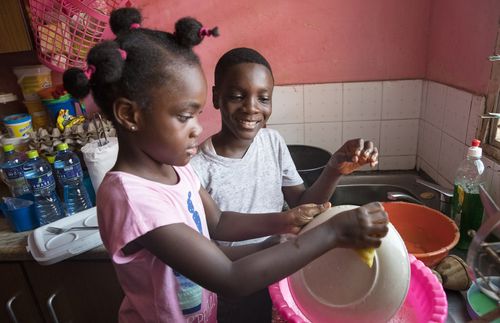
[24,260,124,323]
[0,262,44,323]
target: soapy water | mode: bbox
[389,301,419,323]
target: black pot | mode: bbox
[287,145,332,187]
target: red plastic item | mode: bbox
[27,0,129,72]
[471,139,481,147]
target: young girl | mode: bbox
[64,8,389,323]
[190,47,380,322]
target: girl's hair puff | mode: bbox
[63,7,218,121]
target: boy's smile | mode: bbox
[214,63,274,143]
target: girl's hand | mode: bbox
[284,202,331,234]
[328,138,378,174]
[327,202,388,249]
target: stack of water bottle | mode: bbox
[0,143,93,227]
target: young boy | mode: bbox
[190,47,378,322]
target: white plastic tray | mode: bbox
[27,207,103,265]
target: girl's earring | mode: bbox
[130,125,137,131]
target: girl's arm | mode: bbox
[135,202,387,298]
[201,187,317,241]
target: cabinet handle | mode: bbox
[47,292,60,323]
[6,293,20,323]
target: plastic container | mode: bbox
[269,254,448,323]
[42,94,80,126]
[287,145,332,187]
[23,150,65,225]
[13,65,52,101]
[451,139,486,250]
[1,197,39,232]
[0,144,31,197]
[3,113,33,138]
[24,99,50,130]
[0,135,31,153]
[54,143,92,215]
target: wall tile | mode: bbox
[304,83,342,122]
[343,82,382,121]
[419,121,442,169]
[438,133,467,183]
[482,157,496,192]
[379,119,419,155]
[424,81,447,128]
[268,85,304,124]
[491,163,500,206]
[268,124,304,145]
[466,95,486,145]
[443,87,472,143]
[304,122,342,153]
[420,80,428,119]
[378,155,416,170]
[342,121,381,148]
[417,157,440,182]
[382,80,422,119]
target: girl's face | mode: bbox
[138,64,207,166]
[214,63,273,142]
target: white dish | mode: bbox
[288,205,410,323]
[27,207,102,265]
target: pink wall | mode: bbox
[3,1,498,139]
[136,0,431,138]
[426,0,500,95]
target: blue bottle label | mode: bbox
[4,165,24,180]
[27,171,55,192]
[55,164,83,181]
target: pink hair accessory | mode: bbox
[84,64,96,79]
[117,48,127,60]
[198,27,212,38]
[130,23,141,30]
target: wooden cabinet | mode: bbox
[24,260,124,323]
[0,0,33,53]
[0,262,44,323]
[0,260,123,323]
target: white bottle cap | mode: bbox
[467,139,482,158]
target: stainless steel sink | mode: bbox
[330,184,420,206]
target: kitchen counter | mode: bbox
[0,217,109,261]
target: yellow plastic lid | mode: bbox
[46,154,56,164]
[27,150,39,159]
[56,143,69,151]
[3,144,14,152]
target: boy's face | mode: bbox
[213,63,273,142]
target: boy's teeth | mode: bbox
[239,120,258,128]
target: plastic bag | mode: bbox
[81,137,118,193]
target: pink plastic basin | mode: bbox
[269,254,448,323]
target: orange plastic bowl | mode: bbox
[383,202,459,267]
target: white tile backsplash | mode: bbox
[343,82,382,121]
[304,122,342,153]
[267,79,499,182]
[382,80,422,119]
[424,81,447,128]
[379,155,416,170]
[442,87,472,143]
[438,133,467,183]
[379,119,419,155]
[304,83,342,122]
[268,124,304,145]
[268,85,304,124]
[342,121,381,148]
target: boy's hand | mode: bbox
[284,202,331,234]
[328,138,378,174]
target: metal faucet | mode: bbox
[416,178,454,216]
[387,192,424,205]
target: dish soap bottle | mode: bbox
[451,139,485,250]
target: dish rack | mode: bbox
[466,185,500,305]
[27,0,130,72]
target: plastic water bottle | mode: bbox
[0,144,31,197]
[54,143,92,215]
[451,139,485,250]
[23,150,65,225]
